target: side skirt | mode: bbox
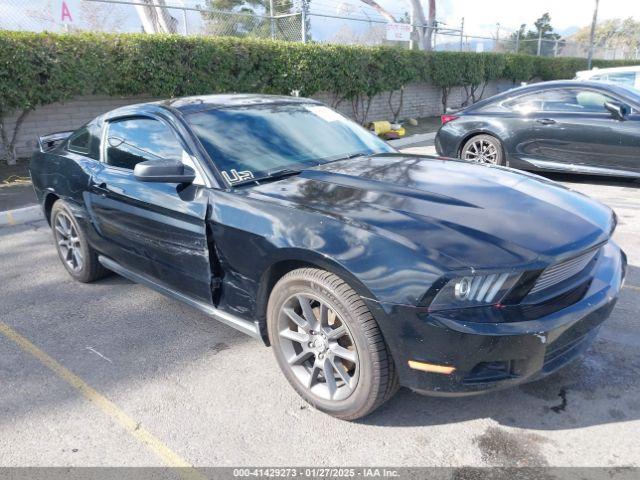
[98,255,262,340]
[520,158,640,178]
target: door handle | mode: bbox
[536,118,557,125]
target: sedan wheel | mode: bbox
[461,135,504,165]
[267,268,398,420]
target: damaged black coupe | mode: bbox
[31,95,626,419]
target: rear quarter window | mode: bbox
[67,124,101,160]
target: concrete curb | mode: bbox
[0,205,42,227]
[388,131,437,148]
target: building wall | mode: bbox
[3,80,515,158]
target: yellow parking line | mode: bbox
[0,321,206,480]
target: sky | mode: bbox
[380,0,640,37]
[0,0,637,40]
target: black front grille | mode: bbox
[519,280,591,320]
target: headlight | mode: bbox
[429,272,521,311]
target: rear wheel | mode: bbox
[51,200,109,283]
[460,134,504,166]
[267,268,398,420]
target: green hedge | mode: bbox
[2,31,639,117]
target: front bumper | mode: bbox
[367,240,626,396]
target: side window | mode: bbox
[67,124,101,160]
[105,118,185,170]
[539,89,584,112]
[502,92,545,113]
[607,72,635,86]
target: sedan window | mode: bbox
[606,72,636,86]
[105,118,186,170]
[543,88,626,113]
[501,88,628,114]
[502,94,545,113]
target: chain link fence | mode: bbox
[1,0,638,60]
[0,0,303,40]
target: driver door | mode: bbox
[527,87,636,172]
[86,115,213,303]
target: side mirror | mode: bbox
[604,101,628,120]
[133,160,196,184]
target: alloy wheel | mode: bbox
[463,138,499,164]
[54,212,83,272]
[277,293,359,401]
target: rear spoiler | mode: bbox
[38,131,74,152]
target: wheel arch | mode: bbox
[43,192,60,226]
[457,130,507,163]
[254,250,377,346]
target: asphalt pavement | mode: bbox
[1,145,639,469]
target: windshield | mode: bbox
[186,103,395,185]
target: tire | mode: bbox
[267,268,398,420]
[460,134,505,166]
[50,200,110,283]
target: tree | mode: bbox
[134,0,178,34]
[409,0,436,51]
[569,17,640,52]
[201,0,300,39]
[357,0,437,51]
[509,12,561,56]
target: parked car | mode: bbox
[575,65,640,90]
[435,80,640,178]
[31,95,626,419]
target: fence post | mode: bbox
[409,10,415,50]
[269,0,275,40]
[537,30,542,56]
[182,9,188,36]
[301,8,307,43]
[554,39,558,57]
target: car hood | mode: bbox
[248,154,614,270]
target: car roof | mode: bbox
[102,94,322,120]
[158,94,321,114]
[576,66,640,77]
[464,79,640,112]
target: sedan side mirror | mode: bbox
[133,160,196,184]
[604,101,628,120]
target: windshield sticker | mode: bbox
[306,105,344,123]
[222,169,255,184]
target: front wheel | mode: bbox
[460,134,505,166]
[267,268,398,420]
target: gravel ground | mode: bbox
[0,154,639,468]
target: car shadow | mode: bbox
[2,221,639,434]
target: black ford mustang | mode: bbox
[436,80,640,178]
[31,95,626,420]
